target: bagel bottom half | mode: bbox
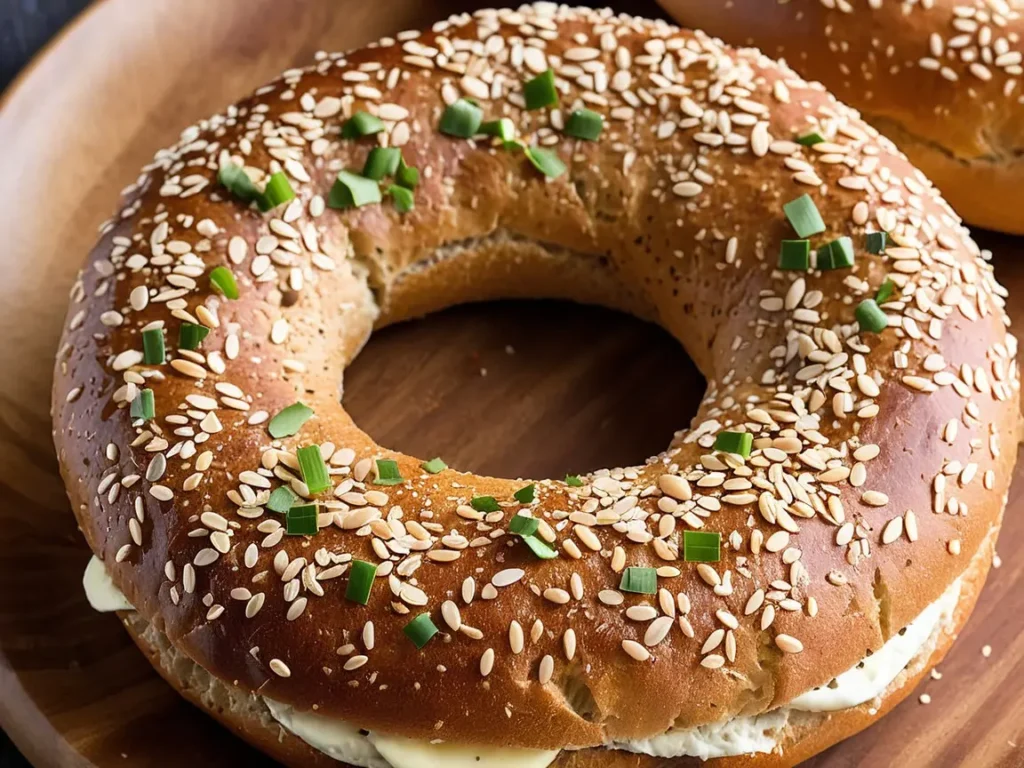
[120,520,995,768]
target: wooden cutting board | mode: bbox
[0,1,1020,766]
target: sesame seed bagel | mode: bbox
[53,3,1020,766]
[655,0,1024,235]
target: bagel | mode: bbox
[54,4,1020,767]
[655,0,1024,235]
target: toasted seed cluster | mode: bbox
[54,2,1018,751]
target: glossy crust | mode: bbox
[656,0,1024,234]
[53,2,1019,763]
[122,525,995,767]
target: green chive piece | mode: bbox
[439,99,483,138]
[296,445,331,494]
[508,514,540,536]
[363,147,402,181]
[345,560,378,605]
[374,459,403,486]
[779,240,810,271]
[522,535,558,559]
[218,163,261,204]
[258,172,295,212]
[796,131,825,147]
[341,111,385,139]
[396,158,420,189]
[523,68,558,110]
[683,531,721,562]
[267,486,298,514]
[564,108,603,140]
[565,475,583,487]
[480,118,516,141]
[142,328,165,365]
[513,484,536,504]
[268,402,314,439]
[422,457,447,474]
[285,503,319,536]
[876,278,896,304]
[524,146,566,178]
[387,184,415,213]
[784,194,826,238]
[819,236,854,270]
[178,323,210,351]
[866,231,887,254]
[620,567,657,595]
[328,170,382,209]
[209,266,239,300]
[856,299,888,334]
[714,431,753,458]
[130,388,155,420]
[404,614,439,649]
[471,496,501,512]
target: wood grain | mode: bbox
[0,1,1020,766]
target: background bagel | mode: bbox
[52,3,1019,766]
[655,0,1024,235]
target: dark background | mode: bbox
[1,0,93,757]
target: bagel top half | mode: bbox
[53,2,1019,757]
[655,0,1024,235]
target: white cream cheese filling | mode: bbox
[82,556,960,763]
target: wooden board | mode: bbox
[0,1,1021,765]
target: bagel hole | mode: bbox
[343,300,703,480]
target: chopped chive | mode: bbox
[683,531,721,562]
[523,68,558,110]
[779,240,810,271]
[363,147,402,181]
[421,457,447,474]
[130,388,155,420]
[564,108,603,140]
[620,567,657,595]
[480,118,516,141]
[876,278,895,304]
[439,99,483,138]
[296,445,331,494]
[783,194,826,238]
[513,484,536,504]
[796,131,825,147]
[508,514,540,536]
[471,496,501,512]
[403,614,439,649]
[217,163,261,204]
[565,475,583,487]
[268,402,314,439]
[142,327,165,365]
[178,323,210,351]
[209,266,239,300]
[819,236,854,270]
[856,299,888,334]
[866,231,887,254]
[285,503,318,536]
[341,111,384,139]
[714,431,752,458]
[328,170,382,209]
[387,184,415,213]
[267,486,298,513]
[524,146,566,178]
[522,535,558,559]
[374,459,403,486]
[345,559,378,605]
[258,171,295,212]
[396,158,420,189]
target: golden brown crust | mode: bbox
[53,2,1019,761]
[656,0,1024,234]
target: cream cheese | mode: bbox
[263,699,389,768]
[611,709,788,761]
[83,555,134,612]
